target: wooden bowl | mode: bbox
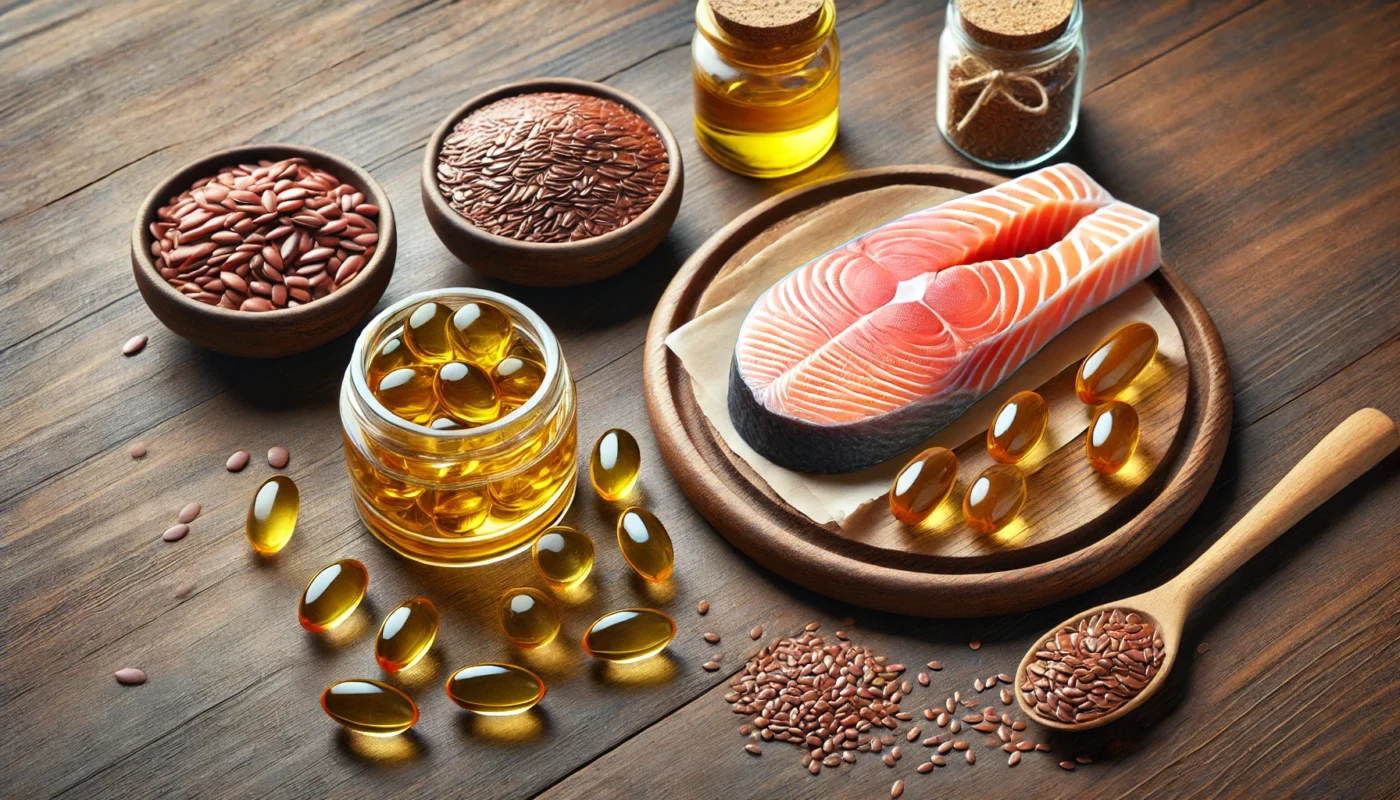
[131,143,397,358]
[420,78,683,287]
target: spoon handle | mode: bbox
[1168,408,1398,611]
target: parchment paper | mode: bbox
[665,185,1183,527]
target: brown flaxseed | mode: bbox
[122,335,148,356]
[1020,607,1166,726]
[697,600,710,614]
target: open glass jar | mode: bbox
[341,289,577,567]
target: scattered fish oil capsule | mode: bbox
[499,587,562,649]
[298,559,369,632]
[376,597,439,673]
[367,334,413,386]
[492,356,545,407]
[375,366,438,424]
[532,526,595,588]
[889,447,958,524]
[1086,400,1140,474]
[435,361,499,425]
[448,301,513,365]
[445,663,546,716]
[402,301,457,362]
[1077,322,1159,404]
[591,429,641,501]
[320,679,418,736]
[582,608,676,663]
[617,507,674,582]
[962,464,1027,534]
[246,475,299,555]
[987,390,1048,464]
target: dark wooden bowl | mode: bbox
[420,78,683,287]
[131,143,397,358]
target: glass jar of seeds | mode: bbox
[340,288,577,567]
[936,0,1084,170]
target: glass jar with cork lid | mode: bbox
[692,0,839,178]
[936,0,1084,170]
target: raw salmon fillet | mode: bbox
[729,164,1162,473]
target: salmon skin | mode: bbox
[729,165,1162,474]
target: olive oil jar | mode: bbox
[692,0,840,178]
[341,289,577,567]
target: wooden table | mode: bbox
[3,1,1397,797]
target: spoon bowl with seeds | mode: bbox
[1017,408,1398,732]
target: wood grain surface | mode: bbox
[1,1,1397,799]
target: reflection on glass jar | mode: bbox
[340,289,578,567]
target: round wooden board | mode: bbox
[644,165,1232,617]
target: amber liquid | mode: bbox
[694,72,839,178]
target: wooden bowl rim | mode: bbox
[419,77,683,259]
[130,142,397,323]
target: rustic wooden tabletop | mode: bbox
[3,1,1397,798]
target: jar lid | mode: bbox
[957,0,1074,50]
[708,0,823,46]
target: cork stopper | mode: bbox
[708,0,824,46]
[958,0,1074,50]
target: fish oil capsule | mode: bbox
[448,301,513,365]
[423,487,490,535]
[445,663,546,715]
[1076,323,1159,404]
[435,361,499,425]
[499,587,561,649]
[492,356,545,407]
[246,475,299,555]
[617,507,674,582]
[532,526,595,588]
[582,608,677,663]
[591,429,641,501]
[375,366,438,424]
[402,301,457,362]
[962,464,1027,534]
[299,559,369,632]
[321,679,418,736]
[1086,400,1140,474]
[376,597,439,673]
[367,334,413,386]
[889,447,958,524]
[509,335,544,364]
[987,391,1048,464]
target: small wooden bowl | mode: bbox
[420,78,684,287]
[131,144,397,358]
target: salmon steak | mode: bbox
[729,164,1162,473]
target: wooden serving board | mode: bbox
[643,165,1232,616]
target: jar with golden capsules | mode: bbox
[340,288,577,567]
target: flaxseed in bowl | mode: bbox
[420,78,683,287]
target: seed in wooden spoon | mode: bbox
[1022,607,1165,725]
[226,450,250,471]
[162,523,189,542]
[122,335,148,356]
[267,445,290,469]
[177,502,201,524]
[114,667,147,685]
[128,442,147,458]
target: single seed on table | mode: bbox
[953,740,969,751]
[128,442,147,458]
[809,760,820,775]
[115,667,147,685]
[975,678,984,692]
[177,502,201,524]
[1036,743,1052,752]
[805,621,820,632]
[931,755,946,766]
[836,630,848,640]
[1009,751,1022,766]
[267,446,289,469]
[299,559,369,632]
[1001,688,1013,704]
[919,672,929,686]
[1012,720,1026,731]
[1076,755,1093,764]
[883,753,896,767]
[907,727,921,742]
[938,741,954,754]
[923,735,941,746]
[750,625,763,640]
[1198,641,1210,654]
[872,739,883,753]
[969,640,981,650]
[936,711,949,726]
[226,450,250,471]
[703,632,720,643]
[1016,741,1034,751]
[891,779,904,798]
[917,761,934,774]
[1060,761,1076,770]
[703,661,721,671]
[999,673,1013,683]
[923,708,935,720]
[122,335,148,356]
[950,720,961,733]
[174,582,194,599]
[744,743,761,755]
[697,600,709,614]
[162,523,189,542]
[998,726,1011,742]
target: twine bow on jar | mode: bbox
[947,55,1060,132]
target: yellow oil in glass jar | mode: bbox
[692,0,839,177]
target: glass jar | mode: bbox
[341,289,577,567]
[936,0,1084,170]
[692,0,839,178]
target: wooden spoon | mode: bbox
[1016,407,1399,732]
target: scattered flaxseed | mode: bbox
[891,779,904,798]
[226,450,250,471]
[703,632,720,643]
[931,755,947,766]
[128,442,147,459]
[174,583,194,599]
[1008,751,1022,766]
[883,752,896,767]
[122,335,148,356]
[1197,641,1209,655]
[703,661,721,671]
[749,625,763,640]
[835,630,848,640]
[1076,754,1093,764]
[917,761,934,774]
[177,502,201,524]
[966,750,976,764]
[697,600,710,615]
[1059,760,1076,770]
[114,667,147,685]
[907,727,921,742]
[998,673,1013,683]
[918,672,929,686]
[975,678,985,692]
[162,523,189,542]
[804,621,820,632]
[1000,688,1013,705]
[267,445,290,469]
[928,660,943,670]
[744,743,761,755]
[969,640,981,650]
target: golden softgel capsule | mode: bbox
[1086,400,1140,474]
[376,597,439,673]
[987,390,1047,464]
[590,428,641,501]
[1077,323,1159,404]
[367,334,413,386]
[499,587,561,649]
[889,447,958,524]
[375,366,437,425]
[582,608,676,663]
[436,361,499,425]
[402,301,456,362]
[492,356,545,408]
[963,464,1027,534]
[445,663,545,715]
[448,301,513,365]
[617,507,673,582]
[321,679,418,736]
[532,526,595,588]
[246,475,299,555]
[299,559,369,632]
